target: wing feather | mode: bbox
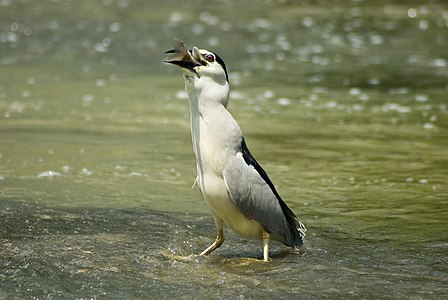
[223,139,306,248]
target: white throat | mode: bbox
[182,74,236,192]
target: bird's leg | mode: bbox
[262,230,270,262]
[200,217,224,256]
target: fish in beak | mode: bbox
[164,38,204,73]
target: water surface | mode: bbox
[1,0,447,298]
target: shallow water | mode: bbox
[1,0,447,298]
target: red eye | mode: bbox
[205,53,215,62]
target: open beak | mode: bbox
[164,38,204,71]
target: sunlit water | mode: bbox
[1,0,447,298]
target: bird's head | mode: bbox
[164,38,229,96]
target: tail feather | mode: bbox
[281,202,306,248]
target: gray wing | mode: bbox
[223,139,306,248]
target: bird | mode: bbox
[164,38,306,261]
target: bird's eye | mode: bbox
[205,53,215,62]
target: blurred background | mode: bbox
[0,0,447,298]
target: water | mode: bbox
[1,0,447,298]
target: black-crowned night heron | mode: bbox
[164,39,306,261]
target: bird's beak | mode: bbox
[164,38,203,71]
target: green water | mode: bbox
[1,0,447,298]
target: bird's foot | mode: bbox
[227,257,268,265]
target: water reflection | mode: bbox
[0,0,447,298]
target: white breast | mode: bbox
[190,105,263,240]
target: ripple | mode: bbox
[382,103,411,113]
[433,58,447,67]
[415,94,428,102]
[422,123,436,130]
[38,171,61,178]
[82,94,94,102]
[277,98,291,106]
[349,87,362,96]
[79,168,94,176]
[109,22,121,32]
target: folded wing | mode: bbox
[223,139,306,248]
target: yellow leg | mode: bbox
[200,217,224,256]
[262,230,270,262]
